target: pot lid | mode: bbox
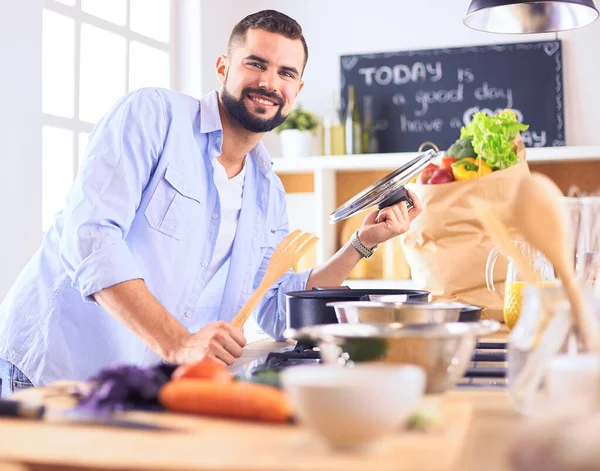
[329,149,443,224]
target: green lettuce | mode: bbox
[460,110,529,170]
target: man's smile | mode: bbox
[246,93,280,107]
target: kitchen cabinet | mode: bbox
[274,146,600,287]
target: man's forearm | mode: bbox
[93,279,189,361]
[305,240,363,289]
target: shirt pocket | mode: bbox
[144,164,202,240]
[253,229,280,290]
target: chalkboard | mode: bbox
[340,40,565,153]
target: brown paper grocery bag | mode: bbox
[402,158,530,322]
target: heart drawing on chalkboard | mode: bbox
[341,56,359,71]
[543,42,559,56]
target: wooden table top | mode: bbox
[0,327,524,471]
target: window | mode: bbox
[42,0,173,231]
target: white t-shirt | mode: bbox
[204,159,246,283]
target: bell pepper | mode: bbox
[451,157,493,181]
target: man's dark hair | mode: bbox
[228,10,308,73]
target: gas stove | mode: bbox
[246,338,508,389]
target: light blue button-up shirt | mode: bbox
[0,88,311,386]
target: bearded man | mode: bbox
[0,10,422,396]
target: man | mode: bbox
[0,10,422,396]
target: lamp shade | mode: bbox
[464,0,599,33]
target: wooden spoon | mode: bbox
[470,195,555,341]
[230,230,319,329]
[469,197,538,284]
[470,196,574,412]
[513,173,599,353]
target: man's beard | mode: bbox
[221,84,288,133]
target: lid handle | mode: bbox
[311,286,352,291]
[377,187,414,210]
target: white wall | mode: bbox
[0,0,43,300]
[1,0,598,300]
[199,0,600,155]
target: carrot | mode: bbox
[159,379,293,423]
[171,358,233,382]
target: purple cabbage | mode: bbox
[76,363,177,413]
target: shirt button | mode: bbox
[216,137,222,144]
[184,310,192,318]
[88,155,97,161]
[201,260,208,267]
[182,183,188,192]
[212,212,219,219]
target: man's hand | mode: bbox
[357,188,423,248]
[169,321,247,366]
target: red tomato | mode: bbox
[440,156,458,172]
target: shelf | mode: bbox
[272,146,600,174]
[526,146,600,162]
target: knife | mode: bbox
[0,399,174,431]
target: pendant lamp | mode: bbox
[464,0,599,33]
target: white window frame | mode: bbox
[42,0,178,178]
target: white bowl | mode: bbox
[280,364,426,451]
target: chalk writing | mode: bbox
[474,82,514,109]
[341,40,564,152]
[415,84,464,117]
[400,115,444,133]
[358,61,442,86]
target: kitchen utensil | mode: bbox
[368,296,483,322]
[469,197,539,284]
[284,320,501,394]
[230,230,319,328]
[560,196,600,288]
[280,364,426,451]
[559,196,583,271]
[470,195,571,410]
[285,287,430,330]
[513,173,599,352]
[577,197,600,287]
[366,296,483,322]
[330,149,443,224]
[0,399,169,431]
[328,301,463,324]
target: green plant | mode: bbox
[275,106,319,133]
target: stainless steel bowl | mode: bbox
[327,300,464,324]
[284,320,501,394]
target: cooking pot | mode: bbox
[284,287,430,330]
[365,295,483,323]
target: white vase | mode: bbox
[279,129,313,158]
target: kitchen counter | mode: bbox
[230,328,521,471]
[0,328,524,471]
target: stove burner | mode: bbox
[250,340,508,389]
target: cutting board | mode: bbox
[0,385,473,471]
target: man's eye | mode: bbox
[250,62,265,69]
[280,71,294,78]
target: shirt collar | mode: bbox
[199,90,273,174]
[199,90,222,134]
